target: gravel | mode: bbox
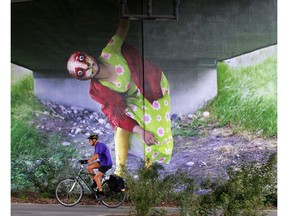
[33,100,277,180]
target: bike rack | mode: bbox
[119,0,180,20]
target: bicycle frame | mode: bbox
[73,164,108,195]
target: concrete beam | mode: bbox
[11,0,276,73]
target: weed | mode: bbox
[125,162,174,216]
[198,153,277,215]
[172,111,215,137]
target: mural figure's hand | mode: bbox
[142,130,158,146]
[132,125,158,146]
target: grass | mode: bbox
[207,56,277,137]
[11,64,33,85]
[11,71,46,158]
[11,65,76,193]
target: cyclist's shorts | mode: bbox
[99,165,112,174]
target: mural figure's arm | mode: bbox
[109,10,157,146]
[115,19,130,42]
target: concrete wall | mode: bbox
[224,45,277,68]
[34,63,217,115]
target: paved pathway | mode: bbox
[11,203,278,216]
[12,203,131,216]
[11,203,178,216]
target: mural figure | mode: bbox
[67,19,174,176]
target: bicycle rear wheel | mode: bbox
[101,180,126,208]
[55,178,83,207]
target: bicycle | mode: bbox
[55,160,126,208]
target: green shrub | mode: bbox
[199,153,277,216]
[125,162,174,216]
[171,171,203,216]
[11,132,77,194]
[125,154,276,215]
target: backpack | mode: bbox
[107,174,125,192]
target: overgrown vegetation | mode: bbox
[198,153,277,216]
[125,163,173,215]
[11,73,76,195]
[125,153,277,216]
[208,56,277,137]
[172,113,210,137]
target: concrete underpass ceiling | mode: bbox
[11,0,277,76]
[11,0,122,75]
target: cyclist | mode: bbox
[86,134,113,200]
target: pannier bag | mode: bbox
[108,174,125,192]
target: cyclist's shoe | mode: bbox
[95,191,106,201]
[96,194,106,201]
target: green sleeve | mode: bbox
[103,35,123,53]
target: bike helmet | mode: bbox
[87,134,98,140]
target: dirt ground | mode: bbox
[33,100,277,177]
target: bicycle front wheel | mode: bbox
[55,178,83,207]
[101,180,126,208]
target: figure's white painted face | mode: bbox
[67,52,99,80]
